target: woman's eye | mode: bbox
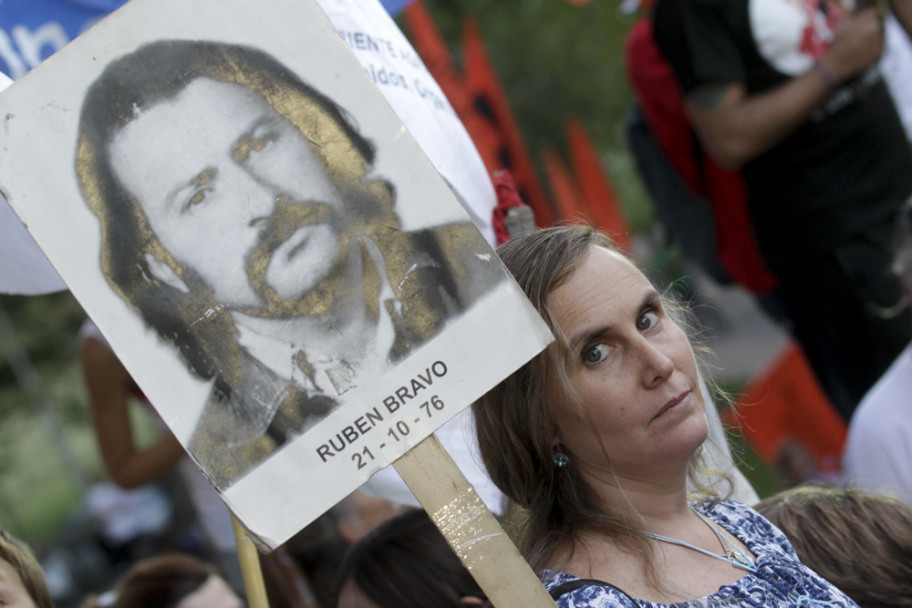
[583,343,610,364]
[637,310,659,331]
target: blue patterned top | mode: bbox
[542,500,859,607]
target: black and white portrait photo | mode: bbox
[0,0,551,544]
[75,39,505,487]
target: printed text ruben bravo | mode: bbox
[315,360,448,462]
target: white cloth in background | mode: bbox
[175,458,237,553]
[84,482,172,545]
[0,192,65,294]
[842,344,912,506]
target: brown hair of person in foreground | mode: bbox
[755,484,912,608]
[96,553,243,608]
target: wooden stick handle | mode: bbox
[393,434,556,608]
[232,514,271,608]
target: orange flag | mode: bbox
[566,120,631,251]
[724,342,847,473]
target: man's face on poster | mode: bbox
[108,77,354,310]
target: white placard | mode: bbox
[0,0,552,548]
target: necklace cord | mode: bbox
[638,507,756,573]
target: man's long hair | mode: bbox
[75,39,395,392]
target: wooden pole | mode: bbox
[394,434,556,608]
[232,515,271,608]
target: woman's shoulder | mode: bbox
[694,499,797,555]
[541,571,640,608]
[695,498,776,531]
[693,498,757,525]
[541,571,718,608]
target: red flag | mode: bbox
[566,120,631,251]
[461,18,554,226]
[542,147,585,222]
[724,342,846,473]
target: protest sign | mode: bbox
[0,0,552,552]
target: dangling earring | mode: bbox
[552,449,570,469]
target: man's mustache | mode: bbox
[244,198,343,283]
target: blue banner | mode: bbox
[0,0,127,78]
[0,0,414,80]
[380,0,415,15]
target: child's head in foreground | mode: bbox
[0,528,53,608]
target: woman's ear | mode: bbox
[551,422,563,448]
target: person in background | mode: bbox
[332,491,404,548]
[81,319,318,608]
[85,553,243,608]
[474,225,857,606]
[281,490,403,608]
[79,320,185,489]
[0,528,54,608]
[335,508,489,608]
[79,319,240,583]
[755,485,912,607]
[881,13,912,140]
[841,198,912,505]
[653,0,912,422]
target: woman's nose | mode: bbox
[639,338,674,388]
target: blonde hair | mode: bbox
[0,528,53,608]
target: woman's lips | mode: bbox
[652,389,690,421]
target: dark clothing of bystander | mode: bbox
[653,0,912,419]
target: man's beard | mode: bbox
[240,198,359,319]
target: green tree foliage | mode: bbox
[415,0,638,153]
[402,0,653,230]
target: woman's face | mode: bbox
[545,246,708,481]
